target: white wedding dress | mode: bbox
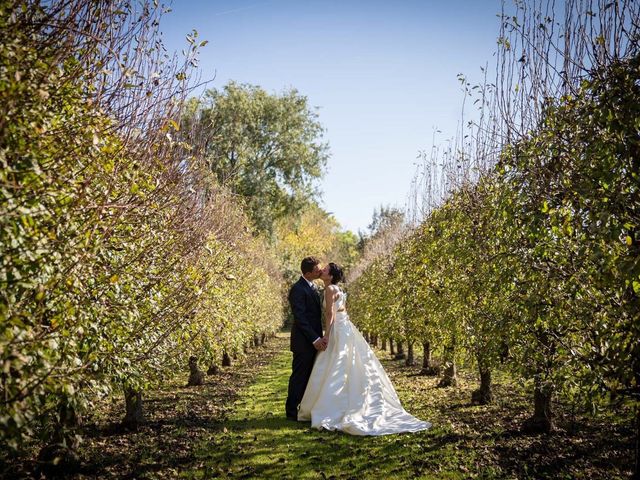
[298,289,431,435]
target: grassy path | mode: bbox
[182,339,462,480]
[181,334,633,480]
[5,332,631,478]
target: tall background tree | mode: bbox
[184,82,329,234]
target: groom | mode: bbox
[285,256,327,420]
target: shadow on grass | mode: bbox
[373,350,636,480]
[9,335,631,480]
[23,334,294,480]
[487,418,635,479]
[182,414,465,480]
[189,344,489,479]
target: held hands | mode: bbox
[313,336,329,351]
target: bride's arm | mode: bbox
[323,285,336,338]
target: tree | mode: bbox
[329,230,360,277]
[272,203,359,285]
[358,206,405,251]
[0,0,285,462]
[185,82,329,233]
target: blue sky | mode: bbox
[160,0,502,234]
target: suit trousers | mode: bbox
[285,350,316,418]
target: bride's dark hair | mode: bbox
[328,262,344,285]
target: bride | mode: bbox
[298,262,431,435]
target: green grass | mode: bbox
[177,337,634,480]
[182,348,473,480]
[8,332,628,479]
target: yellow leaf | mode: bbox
[541,201,549,213]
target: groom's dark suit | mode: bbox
[286,276,323,419]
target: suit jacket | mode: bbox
[289,277,323,353]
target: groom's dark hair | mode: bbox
[301,256,320,274]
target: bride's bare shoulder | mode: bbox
[326,284,339,295]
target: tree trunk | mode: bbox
[634,406,639,480]
[395,341,406,360]
[421,341,431,372]
[420,341,439,375]
[37,400,81,475]
[372,335,378,348]
[472,364,493,404]
[381,338,387,351]
[405,342,415,366]
[261,333,266,345]
[499,340,510,364]
[438,361,458,387]
[122,388,143,429]
[389,338,395,355]
[522,382,553,433]
[55,401,81,438]
[634,362,640,479]
[437,344,458,387]
[222,350,232,367]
